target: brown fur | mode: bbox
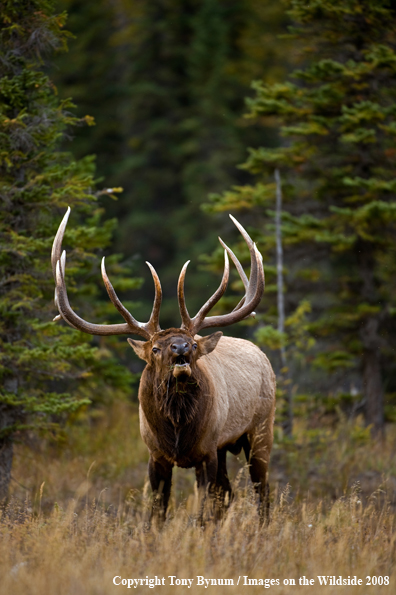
[128,328,276,519]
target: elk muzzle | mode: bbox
[170,340,193,378]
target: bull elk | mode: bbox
[51,209,276,520]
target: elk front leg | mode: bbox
[195,452,218,522]
[148,455,173,522]
[195,452,218,491]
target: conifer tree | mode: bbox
[207,0,396,436]
[0,0,134,497]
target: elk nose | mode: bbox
[171,342,189,355]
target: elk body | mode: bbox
[51,210,276,519]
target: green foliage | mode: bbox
[206,0,396,428]
[0,0,134,439]
[255,326,286,351]
[255,300,314,354]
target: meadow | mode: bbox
[1,401,395,594]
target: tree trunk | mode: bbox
[356,241,384,438]
[360,316,384,438]
[362,347,384,438]
[0,437,13,501]
[0,378,18,500]
[275,169,293,437]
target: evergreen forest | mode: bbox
[0,1,396,592]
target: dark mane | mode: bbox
[155,373,201,426]
[139,364,211,464]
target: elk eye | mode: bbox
[192,343,198,350]
[152,347,160,354]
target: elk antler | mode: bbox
[177,215,264,335]
[51,207,162,339]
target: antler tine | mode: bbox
[227,213,259,311]
[101,257,150,335]
[191,250,230,330]
[218,237,248,291]
[52,207,70,310]
[51,207,70,281]
[234,244,263,318]
[218,236,248,313]
[51,208,155,339]
[146,262,162,334]
[245,243,262,305]
[54,252,82,330]
[187,215,265,335]
[229,214,254,249]
[219,224,260,314]
[196,246,264,332]
[178,261,191,331]
[55,251,148,337]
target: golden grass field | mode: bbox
[2,401,396,594]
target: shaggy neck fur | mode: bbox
[155,370,201,426]
[135,329,220,465]
[141,363,211,465]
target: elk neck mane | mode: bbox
[144,327,207,427]
[154,365,203,427]
[141,361,212,464]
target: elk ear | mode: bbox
[127,338,150,362]
[197,331,222,357]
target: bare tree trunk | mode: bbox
[0,436,13,501]
[0,408,14,501]
[363,349,384,437]
[356,240,385,438]
[0,378,18,500]
[360,316,384,438]
[275,169,293,437]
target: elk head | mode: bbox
[127,328,223,378]
[51,208,264,354]
[127,328,223,426]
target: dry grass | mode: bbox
[3,402,396,594]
